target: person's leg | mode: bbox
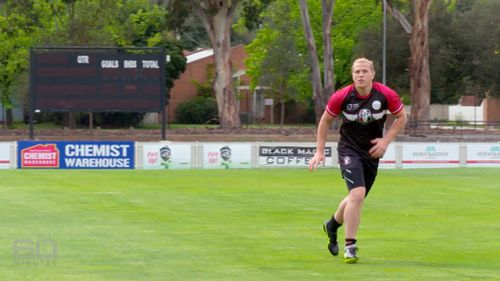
[343,186,366,241]
[333,196,348,224]
[330,148,367,261]
[324,197,347,256]
[342,186,365,263]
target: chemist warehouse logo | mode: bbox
[21,144,60,168]
[18,141,134,169]
[63,143,133,169]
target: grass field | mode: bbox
[0,168,498,281]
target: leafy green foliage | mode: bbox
[240,0,274,30]
[0,0,187,128]
[0,0,57,120]
[246,0,308,102]
[332,1,382,86]
[90,112,146,128]
[175,96,218,124]
[246,0,382,105]
[358,0,500,104]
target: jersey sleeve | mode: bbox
[377,83,404,114]
[326,86,351,117]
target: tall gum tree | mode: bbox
[386,0,432,134]
[298,0,334,123]
[193,0,241,128]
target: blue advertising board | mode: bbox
[18,141,134,169]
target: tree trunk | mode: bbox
[6,108,13,127]
[386,0,432,135]
[280,81,287,128]
[280,98,285,128]
[195,0,241,128]
[322,0,335,99]
[409,0,432,134]
[299,0,335,124]
[298,0,325,124]
[385,0,412,34]
[69,112,77,129]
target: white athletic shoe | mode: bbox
[343,244,359,263]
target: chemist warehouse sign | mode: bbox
[18,141,134,169]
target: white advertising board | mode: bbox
[0,142,12,169]
[378,143,397,169]
[142,143,192,169]
[401,143,460,169]
[466,143,500,167]
[258,143,334,168]
[202,143,252,169]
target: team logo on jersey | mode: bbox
[372,100,381,110]
[346,103,359,111]
[358,108,373,124]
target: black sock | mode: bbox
[345,238,357,246]
[329,217,342,231]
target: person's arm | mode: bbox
[308,111,336,171]
[369,107,408,158]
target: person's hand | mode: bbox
[369,138,389,158]
[308,151,325,171]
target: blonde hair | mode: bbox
[351,57,375,74]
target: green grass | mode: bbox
[0,168,498,281]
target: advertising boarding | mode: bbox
[466,143,500,167]
[258,143,334,167]
[0,142,12,169]
[17,141,134,169]
[401,143,460,169]
[378,143,397,169]
[202,143,252,169]
[141,143,192,169]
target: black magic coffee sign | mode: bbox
[258,146,332,166]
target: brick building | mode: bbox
[164,44,267,124]
[483,98,500,122]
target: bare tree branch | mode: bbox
[385,0,412,35]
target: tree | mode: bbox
[386,0,432,133]
[165,0,241,128]
[298,0,334,123]
[245,0,306,126]
[452,0,500,97]
[355,0,499,106]
[0,0,186,128]
[298,0,382,122]
[0,0,57,127]
[408,0,432,131]
[245,0,381,124]
[193,0,241,128]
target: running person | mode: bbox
[308,57,407,263]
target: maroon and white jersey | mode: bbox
[326,82,404,155]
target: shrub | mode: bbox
[175,96,218,124]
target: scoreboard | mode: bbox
[31,47,166,112]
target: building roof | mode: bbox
[185,45,246,64]
[186,49,214,64]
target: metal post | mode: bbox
[473,93,477,130]
[161,50,168,140]
[29,48,35,139]
[162,106,166,140]
[382,0,387,85]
